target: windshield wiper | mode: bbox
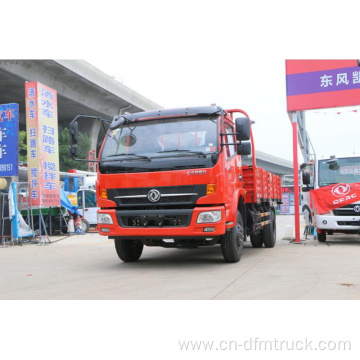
[157,149,207,157]
[104,153,152,161]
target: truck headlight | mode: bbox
[97,213,113,224]
[197,211,221,223]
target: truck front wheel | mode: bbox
[114,239,144,262]
[221,210,244,263]
[317,230,326,242]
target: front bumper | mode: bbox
[315,214,360,231]
[97,206,226,238]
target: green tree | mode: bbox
[58,127,91,172]
[19,130,27,162]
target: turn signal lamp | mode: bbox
[206,184,216,195]
[100,189,108,199]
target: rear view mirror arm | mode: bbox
[69,114,110,162]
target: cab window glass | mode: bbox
[84,191,97,208]
[77,191,83,208]
[225,123,235,158]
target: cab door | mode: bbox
[223,122,237,208]
[77,190,98,225]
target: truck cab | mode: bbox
[301,155,360,241]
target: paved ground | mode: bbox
[1,215,360,300]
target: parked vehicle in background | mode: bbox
[60,170,98,228]
[301,155,360,242]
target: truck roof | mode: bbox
[110,106,224,129]
[319,154,360,160]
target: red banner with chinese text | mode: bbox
[310,183,360,214]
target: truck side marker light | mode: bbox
[100,189,108,199]
[206,184,216,195]
[101,228,110,233]
[204,227,215,232]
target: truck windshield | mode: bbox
[318,157,360,187]
[99,116,218,173]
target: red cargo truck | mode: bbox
[69,106,281,263]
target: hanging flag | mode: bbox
[310,183,360,214]
[0,103,19,176]
[25,81,60,207]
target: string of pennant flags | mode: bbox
[310,109,359,115]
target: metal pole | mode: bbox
[292,112,301,243]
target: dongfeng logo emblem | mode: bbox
[148,189,161,202]
[354,205,360,213]
[331,184,351,197]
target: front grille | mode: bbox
[121,195,192,205]
[108,185,207,208]
[116,209,193,228]
[123,215,188,227]
[333,205,360,216]
[337,221,360,226]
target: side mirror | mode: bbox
[69,121,79,159]
[237,141,251,156]
[302,171,311,185]
[69,121,79,144]
[235,117,251,141]
[70,144,78,157]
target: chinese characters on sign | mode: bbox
[0,103,19,176]
[25,82,60,207]
[320,71,360,88]
[87,149,97,172]
[340,166,360,176]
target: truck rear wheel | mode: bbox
[221,210,244,263]
[250,231,263,248]
[263,210,276,248]
[114,239,144,262]
[317,230,326,242]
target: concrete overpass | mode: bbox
[0,60,162,150]
[0,60,292,176]
[243,151,293,177]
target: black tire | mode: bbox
[302,205,312,226]
[317,230,326,242]
[250,231,263,248]
[221,210,245,263]
[114,239,144,262]
[263,210,276,248]
[81,219,90,233]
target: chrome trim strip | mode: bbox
[161,193,198,197]
[114,195,147,199]
[115,193,198,199]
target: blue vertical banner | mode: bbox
[0,103,19,176]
